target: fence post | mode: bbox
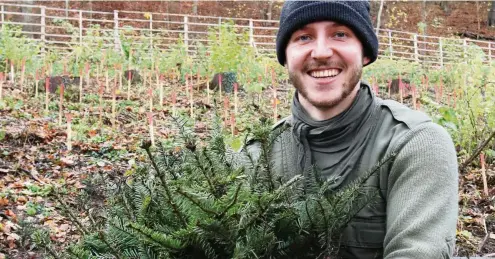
[78,10,83,46]
[439,38,443,68]
[489,42,492,64]
[388,30,393,58]
[184,16,189,55]
[413,34,419,62]
[249,19,254,47]
[114,10,119,52]
[1,4,4,31]
[41,6,46,56]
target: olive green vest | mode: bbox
[248,96,431,258]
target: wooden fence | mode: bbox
[1,2,494,67]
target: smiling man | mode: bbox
[247,1,459,258]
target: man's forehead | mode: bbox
[297,21,348,30]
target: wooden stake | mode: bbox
[112,78,117,129]
[147,112,155,147]
[59,83,65,126]
[223,96,229,128]
[231,113,235,136]
[78,67,83,103]
[0,72,4,101]
[127,70,132,101]
[172,91,176,117]
[45,78,49,113]
[148,87,153,112]
[98,83,104,126]
[399,75,403,104]
[206,79,210,105]
[159,74,164,108]
[34,70,39,98]
[66,113,73,151]
[219,73,222,99]
[480,153,489,197]
[387,79,391,98]
[20,58,26,93]
[234,82,238,116]
[105,68,109,92]
[271,68,277,123]
[85,62,90,103]
[10,60,15,85]
[189,83,194,119]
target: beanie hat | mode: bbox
[276,0,378,66]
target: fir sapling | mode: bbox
[65,117,396,259]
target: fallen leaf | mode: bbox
[16,196,27,203]
[0,197,9,206]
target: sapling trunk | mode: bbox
[105,68,109,92]
[172,91,176,117]
[189,83,194,119]
[143,69,147,90]
[219,73,222,99]
[35,70,39,98]
[412,85,417,110]
[10,60,15,85]
[99,83,104,126]
[230,113,235,136]
[271,68,278,123]
[440,77,444,103]
[387,79,391,98]
[234,82,238,116]
[185,74,189,97]
[147,112,155,147]
[127,70,132,101]
[0,72,4,101]
[206,79,210,105]
[118,68,123,91]
[148,87,153,112]
[159,74,164,108]
[399,75,403,104]
[20,58,26,93]
[196,67,200,91]
[481,153,488,197]
[79,67,83,103]
[66,113,72,151]
[223,96,229,128]
[45,78,49,113]
[59,83,65,126]
[85,62,90,103]
[112,78,117,129]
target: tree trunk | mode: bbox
[192,0,198,16]
[20,0,37,39]
[489,0,495,27]
[375,0,385,34]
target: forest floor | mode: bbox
[0,76,494,258]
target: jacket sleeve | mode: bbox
[384,122,458,259]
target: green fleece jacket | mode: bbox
[246,83,458,258]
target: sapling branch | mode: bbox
[141,141,187,227]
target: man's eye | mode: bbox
[334,31,348,38]
[297,35,311,42]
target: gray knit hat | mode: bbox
[276,0,378,66]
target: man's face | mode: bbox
[285,21,370,114]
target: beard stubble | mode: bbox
[288,60,363,110]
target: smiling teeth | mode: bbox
[310,69,340,78]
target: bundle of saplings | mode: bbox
[65,118,394,259]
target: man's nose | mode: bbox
[311,37,333,60]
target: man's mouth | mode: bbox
[308,68,341,78]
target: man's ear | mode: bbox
[363,56,371,66]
